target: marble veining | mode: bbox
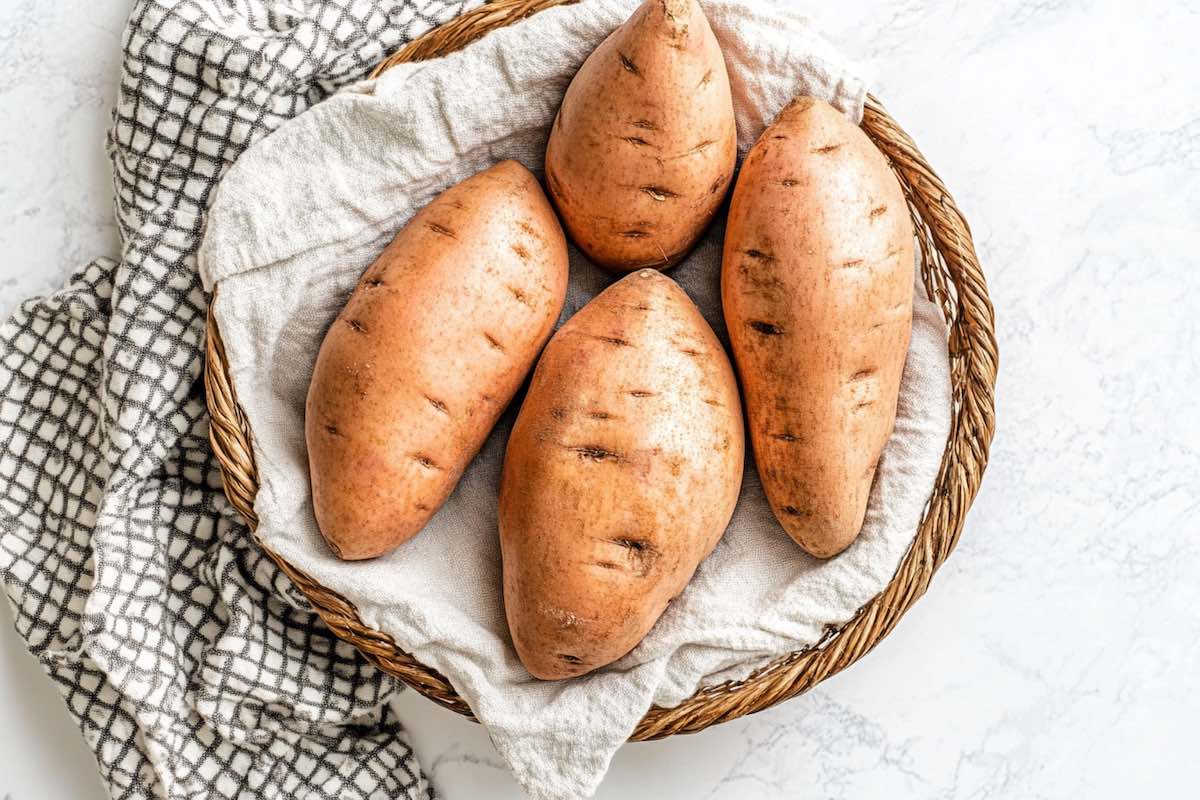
[2,0,1197,798]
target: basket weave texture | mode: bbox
[204,0,998,741]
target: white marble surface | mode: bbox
[1,1,1197,799]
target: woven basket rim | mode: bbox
[203,0,998,741]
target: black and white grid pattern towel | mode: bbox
[0,1,475,797]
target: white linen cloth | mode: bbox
[199,1,953,797]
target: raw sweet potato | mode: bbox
[722,97,914,559]
[545,0,736,272]
[499,270,744,679]
[306,160,568,560]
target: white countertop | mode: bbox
[2,1,1197,798]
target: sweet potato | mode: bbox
[499,270,743,679]
[545,0,736,272]
[306,161,568,560]
[721,97,914,559]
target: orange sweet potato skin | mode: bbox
[499,270,743,679]
[545,0,736,272]
[305,161,568,560]
[722,97,914,559]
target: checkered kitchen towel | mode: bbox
[0,1,478,797]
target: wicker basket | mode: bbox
[204,0,997,741]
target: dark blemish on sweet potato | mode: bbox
[771,432,801,442]
[364,277,385,289]
[426,221,456,238]
[517,220,537,236]
[813,143,843,155]
[709,175,727,194]
[703,398,722,407]
[745,248,775,263]
[589,411,617,421]
[507,284,533,308]
[447,199,465,210]
[623,135,651,147]
[550,407,568,420]
[841,258,866,270]
[569,445,622,462]
[632,119,658,131]
[780,178,799,188]
[870,204,889,219]
[748,320,784,336]
[559,653,584,664]
[781,505,808,517]
[849,368,878,381]
[612,537,658,576]
[415,502,430,512]
[621,229,650,238]
[628,389,655,398]
[618,52,641,77]
[324,423,341,436]
[679,347,702,357]
[412,454,440,470]
[641,185,680,202]
[343,318,367,333]
[426,395,448,414]
[511,243,531,260]
[484,332,506,352]
[592,334,632,347]
[594,560,621,570]
[698,68,713,87]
